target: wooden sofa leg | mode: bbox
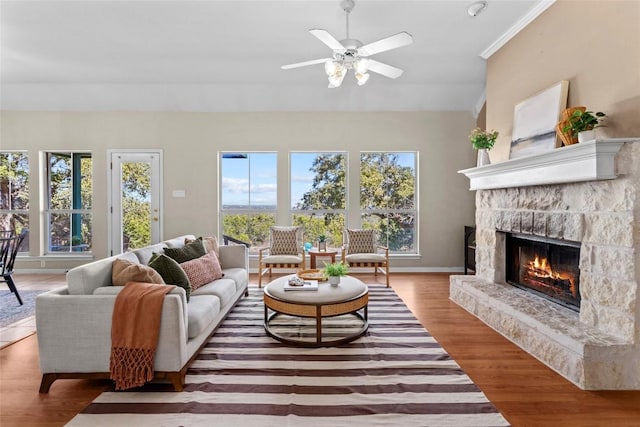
[167,372,185,392]
[39,374,57,393]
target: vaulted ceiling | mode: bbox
[1,0,549,113]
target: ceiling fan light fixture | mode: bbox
[324,60,339,75]
[355,58,368,74]
[327,69,346,88]
[282,0,413,88]
[355,72,370,86]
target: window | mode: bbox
[360,152,417,254]
[0,152,29,252]
[220,152,277,252]
[290,152,346,247]
[46,152,92,253]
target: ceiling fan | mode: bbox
[281,0,413,88]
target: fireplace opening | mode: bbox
[505,233,581,311]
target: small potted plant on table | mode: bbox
[317,234,327,251]
[469,128,499,167]
[324,262,348,287]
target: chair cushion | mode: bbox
[345,253,387,264]
[180,251,223,291]
[270,227,299,255]
[163,238,206,263]
[148,253,192,301]
[261,255,303,265]
[347,229,376,254]
[112,258,165,286]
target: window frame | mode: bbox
[359,151,418,255]
[0,151,30,253]
[289,151,348,248]
[44,151,93,255]
[218,151,278,253]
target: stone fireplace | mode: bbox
[452,139,640,390]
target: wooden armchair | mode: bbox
[341,228,389,287]
[258,226,305,287]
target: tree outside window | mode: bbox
[46,152,92,253]
[220,152,277,252]
[0,152,29,252]
[290,152,346,247]
[360,152,416,254]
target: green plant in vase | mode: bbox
[469,128,499,167]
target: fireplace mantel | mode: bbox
[458,138,638,191]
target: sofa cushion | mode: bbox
[148,253,192,301]
[186,295,220,339]
[191,278,237,307]
[112,258,165,286]
[222,267,249,293]
[132,243,168,265]
[163,234,196,248]
[180,251,223,291]
[163,238,206,263]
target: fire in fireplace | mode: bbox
[505,233,581,311]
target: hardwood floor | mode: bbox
[1,272,639,426]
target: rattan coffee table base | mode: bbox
[263,290,368,348]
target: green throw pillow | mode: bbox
[148,252,192,301]
[163,238,206,263]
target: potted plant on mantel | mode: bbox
[323,262,348,287]
[558,107,606,145]
[469,128,499,167]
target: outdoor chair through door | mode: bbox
[0,229,28,305]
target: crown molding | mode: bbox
[472,89,486,119]
[479,0,556,59]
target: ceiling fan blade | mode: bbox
[309,29,346,51]
[358,31,413,57]
[281,58,331,70]
[366,59,404,79]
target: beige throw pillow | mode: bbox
[112,258,165,286]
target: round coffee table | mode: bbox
[263,275,368,347]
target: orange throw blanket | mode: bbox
[110,282,175,390]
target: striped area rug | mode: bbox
[67,284,510,427]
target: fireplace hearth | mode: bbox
[505,233,580,311]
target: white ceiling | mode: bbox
[0,0,547,113]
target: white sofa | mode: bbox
[36,235,249,393]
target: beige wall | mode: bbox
[1,111,477,271]
[487,0,640,162]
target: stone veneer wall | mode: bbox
[450,141,640,389]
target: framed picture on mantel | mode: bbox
[509,80,569,159]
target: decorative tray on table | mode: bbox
[296,269,328,281]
